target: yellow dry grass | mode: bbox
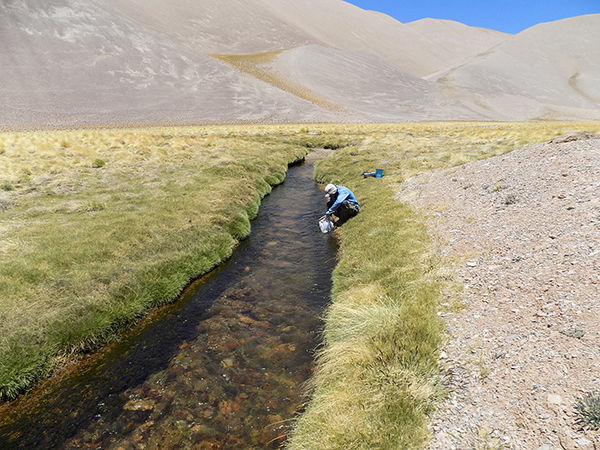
[285,120,600,450]
[0,124,307,399]
[1,121,598,448]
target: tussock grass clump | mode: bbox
[575,394,600,430]
[91,158,106,168]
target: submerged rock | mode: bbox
[123,399,156,411]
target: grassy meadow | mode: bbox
[0,125,309,400]
[282,121,600,449]
[1,121,598,447]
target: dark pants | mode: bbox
[327,199,359,227]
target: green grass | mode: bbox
[575,393,600,430]
[286,181,445,448]
[0,125,307,400]
[1,121,599,447]
[284,121,600,449]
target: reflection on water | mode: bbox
[0,162,337,450]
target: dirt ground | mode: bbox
[400,134,600,450]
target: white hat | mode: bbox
[325,184,338,195]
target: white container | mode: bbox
[318,215,334,233]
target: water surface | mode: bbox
[0,161,337,449]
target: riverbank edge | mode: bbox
[286,156,445,448]
[0,150,307,402]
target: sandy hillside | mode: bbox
[432,14,600,121]
[406,18,511,77]
[1,0,599,128]
[0,0,341,129]
[400,133,600,450]
[105,0,500,78]
[268,45,481,121]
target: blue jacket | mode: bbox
[326,185,359,216]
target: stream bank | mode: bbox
[0,161,337,450]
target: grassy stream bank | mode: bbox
[1,122,598,447]
[285,121,600,449]
[0,126,309,400]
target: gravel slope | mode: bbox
[400,134,600,450]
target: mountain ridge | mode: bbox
[1,0,598,129]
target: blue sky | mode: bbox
[343,0,600,34]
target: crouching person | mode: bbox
[324,183,360,227]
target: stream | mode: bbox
[0,161,337,450]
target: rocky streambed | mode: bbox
[0,161,337,450]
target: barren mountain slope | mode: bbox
[268,45,496,121]
[432,14,600,120]
[0,0,341,129]
[1,0,599,128]
[102,0,320,55]
[406,18,512,78]
[103,0,506,78]
[255,0,463,77]
[401,135,600,450]
[0,0,514,128]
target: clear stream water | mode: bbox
[0,161,338,450]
